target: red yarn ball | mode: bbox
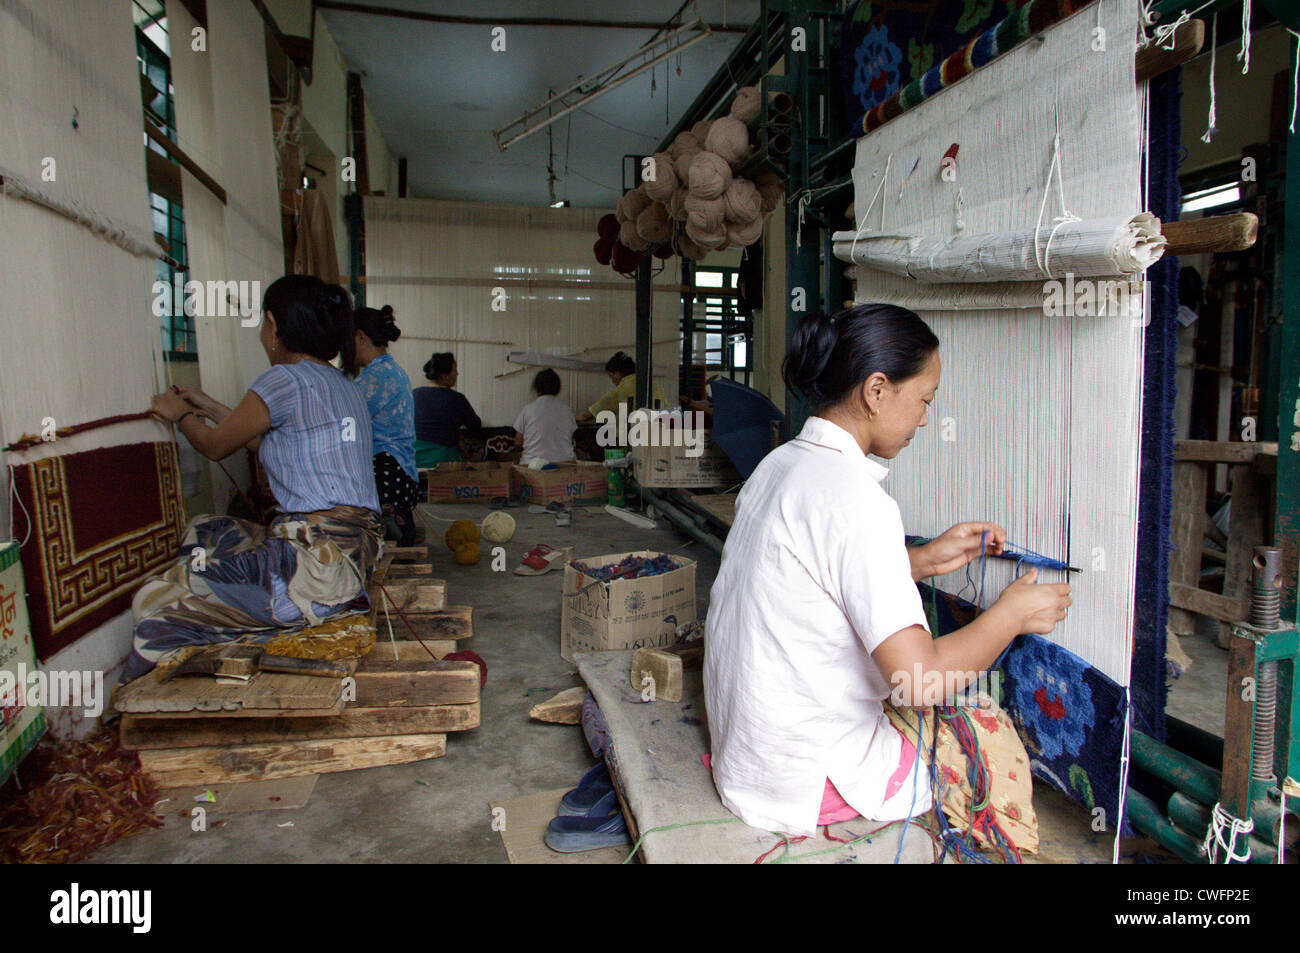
[594,236,614,265]
[597,213,620,240]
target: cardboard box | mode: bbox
[630,434,741,488]
[511,462,608,505]
[560,551,696,662]
[423,462,512,504]
[0,542,46,786]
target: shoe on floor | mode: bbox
[545,790,629,853]
[558,762,613,816]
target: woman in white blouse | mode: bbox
[704,303,1071,837]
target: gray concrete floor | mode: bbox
[92,501,720,863]
[90,501,1230,864]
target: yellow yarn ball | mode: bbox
[453,543,481,566]
[444,518,480,551]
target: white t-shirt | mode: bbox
[513,395,576,465]
[703,415,932,836]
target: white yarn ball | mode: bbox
[481,510,516,543]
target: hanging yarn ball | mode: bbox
[690,119,714,144]
[597,213,620,240]
[752,166,785,215]
[666,131,701,159]
[593,237,614,265]
[480,510,516,544]
[636,202,671,243]
[727,216,765,247]
[676,229,709,262]
[686,218,728,251]
[611,241,641,275]
[453,542,481,566]
[673,147,701,183]
[705,117,751,167]
[667,187,689,222]
[688,151,732,200]
[619,219,650,252]
[617,186,651,223]
[444,518,480,551]
[730,85,761,124]
[722,177,761,224]
[651,242,675,260]
[642,153,677,202]
[684,193,726,233]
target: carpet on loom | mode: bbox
[10,442,187,659]
[921,584,1131,834]
[838,0,1095,138]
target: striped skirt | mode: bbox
[124,505,381,682]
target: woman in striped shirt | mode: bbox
[128,276,382,681]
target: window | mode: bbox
[683,266,752,386]
[136,3,196,356]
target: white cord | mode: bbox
[1033,131,1081,279]
[7,465,31,548]
[1202,14,1218,144]
[1112,687,1133,863]
[1203,801,1254,863]
[1290,31,1300,134]
[847,153,892,265]
[1237,0,1251,75]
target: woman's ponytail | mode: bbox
[781,312,839,406]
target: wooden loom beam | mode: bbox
[144,121,227,205]
[1134,19,1206,83]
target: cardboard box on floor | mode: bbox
[0,542,46,786]
[512,462,607,505]
[630,435,740,489]
[560,551,696,662]
[423,462,512,503]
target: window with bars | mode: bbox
[689,267,751,382]
[136,2,196,357]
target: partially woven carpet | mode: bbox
[11,442,186,659]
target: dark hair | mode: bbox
[782,303,939,409]
[262,275,355,370]
[355,304,401,348]
[424,352,455,381]
[533,368,561,396]
[605,351,636,376]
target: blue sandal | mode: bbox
[545,790,630,853]
[558,762,613,816]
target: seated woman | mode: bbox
[704,303,1071,840]
[412,352,481,466]
[513,368,576,466]
[127,276,381,682]
[575,351,664,423]
[351,304,419,547]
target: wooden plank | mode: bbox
[1162,213,1258,256]
[1218,464,1268,647]
[382,606,473,640]
[113,666,345,716]
[1221,636,1257,819]
[144,120,226,204]
[138,734,447,786]
[122,702,479,749]
[1168,461,1208,636]
[154,776,317,815]
[353,659,480,708]
[386,545,429,563]
[1174,439,1278,463]
[1169,582,1247,624]
[370,578,446,613]
[386,563,433,577]
[528,687,587,724]
[367,639,457,662]
[1135,18,1204,82]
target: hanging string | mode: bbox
[1203,802,1254,863]
[1033,130,1081,279]
[1237,0,1251,75]
[1202,14,1218,144]
[1290,31,1300,134]
[7,466,32,548]
[846,153,893,263]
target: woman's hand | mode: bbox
[150,390,191,423]
[171,385,224,420]
[913,521,1006,579]
[989,569,1072,635]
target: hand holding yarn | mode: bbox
[922,521,1007,577]
[150,390,191,423]
[990,570,1072,636]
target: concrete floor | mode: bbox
[91,501,1229,864]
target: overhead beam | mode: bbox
[315,2,749,33]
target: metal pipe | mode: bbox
[1125,787,1207,864]
[1167,792,1283,862]
[315,2,749,32]
[1251,546,1283,629]
[1130,730,1222,807]
[641,489,726,556]
[809,135,857,172]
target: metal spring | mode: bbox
[1252,661,1278,783]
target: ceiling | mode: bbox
[318,0,761,210]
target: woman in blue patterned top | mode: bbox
[351,304,419,546]
[128,276,382,681]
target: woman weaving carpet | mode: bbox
[123,275,382,682]
[704,303,1072,854]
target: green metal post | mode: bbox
[1278,32,1300,626]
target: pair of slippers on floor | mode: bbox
[513,543,572,576]
[544,762,629,853]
